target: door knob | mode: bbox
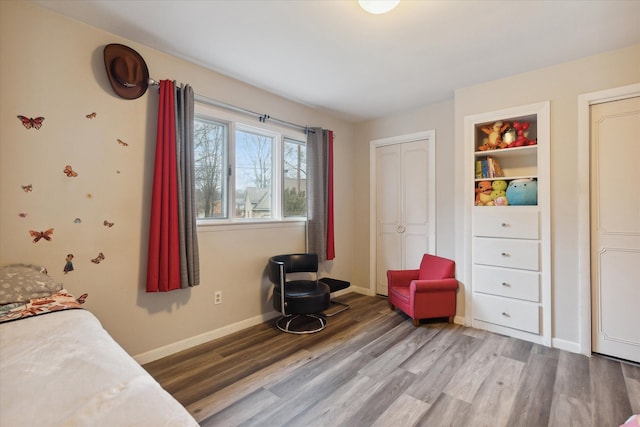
[396,225,406,233]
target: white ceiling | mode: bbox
[33,0,640,122]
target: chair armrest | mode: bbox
[411,278,459,293]
[387,269,420,288]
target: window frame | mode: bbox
[194,102,307,227]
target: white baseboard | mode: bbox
[134,290,363,364]
[133,311,280,365]
[350,285,376,296]
[552,337,582,354]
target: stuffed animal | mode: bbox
[506,179,538,205]
[475,181,493,205]
[490,180,508,206]
[508,121,537,147]
[479,121,510,151]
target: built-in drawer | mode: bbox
[473,293,540,334]
[473,265,540,302]
[473,208,539,239]
[473,237,540,271]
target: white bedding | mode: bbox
[0,309,199,427]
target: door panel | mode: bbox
[591,96,640,363]
[376,139,431,295]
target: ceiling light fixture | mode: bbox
[358,0,399,15]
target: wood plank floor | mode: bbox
[143,293,640,427]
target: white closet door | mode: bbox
[375,139,431,295]
[591,96,640,363]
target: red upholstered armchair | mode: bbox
[387,254,458,326]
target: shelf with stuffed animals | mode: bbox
[472,113,540,207]
[465,101,551,346]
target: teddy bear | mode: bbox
[475,181,493,206]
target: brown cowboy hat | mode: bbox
[103,43,149,99]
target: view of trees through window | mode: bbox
[283,138,306,217]
[194,118,226,219]
[194,116,306,221]
[235,129,273,219]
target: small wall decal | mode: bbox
[86,193,93,199]
[18,213,27,218]
[63,165,78,177]
[73,218,82,224]
[103,220,114,228]
[21,184,33,192]
[117,139,128,147]
[29,228,54,243]
[63,254,74,274]
[86,112,97,119]
[17,115,45,130]
[91,252,105,264]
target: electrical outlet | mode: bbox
[214,291,222,305]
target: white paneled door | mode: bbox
[591,96,640,363]
[374,135,434,296]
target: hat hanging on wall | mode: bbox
[103,43,149,100]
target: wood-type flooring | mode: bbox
[143,293,640,427]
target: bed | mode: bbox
[0,264,199,427]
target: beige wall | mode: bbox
[453,44,640,346]
[0,1,355,358]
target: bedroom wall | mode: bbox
[0,1,355,358]
[453,43,640,349]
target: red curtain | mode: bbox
[326,130,335,260]
[147,80,181,292]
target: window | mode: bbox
[283,138,307,217]
[194,104,306,223]
[194,118,228,219]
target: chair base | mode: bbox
[275,314,327,334]
[324,300,350,317]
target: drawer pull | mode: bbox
[501,282,510,287]
[501,252,510,257]
[501,222,509,227]
[501,312,510,317]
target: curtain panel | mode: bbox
[146,80,200,292]
[307,128,335,262]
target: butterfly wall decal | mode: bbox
[29,228,54,243]
[86,112,97,119]
[18,115,44,130]
[63,165,78,177]
[117,139,128,147]
[21,184,33,192]
[103,220,114,228]
[17,115,45,130]
[91,252,105,264]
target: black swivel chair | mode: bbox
[268,253,330,334]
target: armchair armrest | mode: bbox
[387,269,420,288]
[411,278,459,293]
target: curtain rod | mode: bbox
[148,78,314,134]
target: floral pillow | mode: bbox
[0,264,63,305]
